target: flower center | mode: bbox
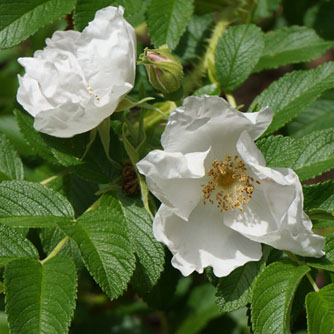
[201,155,260,212]
[86,84,100,101]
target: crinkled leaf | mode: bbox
[74,0,147,31]
[216,260,264,312]
[14,109,57,164]
[286,90,334,138]
[257,129,334,181]
[147,0,194,50]
[0,224,38,265]
[4,256,77,334]
[0,0,76,49]
[304,181,334,221]
[251,261,310,334]
[0,133,23,181]
[250,62,334,136]
[15,109,120,184]
[175,14,212,62]
[40,227,83,269]
[215,24,264,92]
[254,26,333,72]
[0,180,74,228]
[306,283,334,334]
[0,114,33,157]
[48,134,120,184]
[59,207,135,299]
[100,193,164,293]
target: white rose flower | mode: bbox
[137,95,325,277]
[17,6,136,138]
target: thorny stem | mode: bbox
[285,251,320,292]
[40,236,69,265]
[183,16,231,95]
[246,0,259,24]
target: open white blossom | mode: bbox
[137,95,325,277]
[17,6,136,138]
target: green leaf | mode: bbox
[14,109,57,164]
[251,261,310,334]
[306,283,334,334]
[0,0,76,49]
[193,83,220,97]
[0,114,34,157]
[47,134,120,184]
[147,0,194,50]
[304,1,334,41]
[257,129,334,181]
[175,14,212,62]
[286,90,334,138]
[254,26,332,72]
[0,311,9,334]
[215,260,264,312]
[100,193,165,293]
[4,256,77,334]
[40,227,83,269]
[0,133,23,181]
[254,0,281,20]
[74,0,147,31]
[59,207,135,299]
[215,24,264,92]
[177,284,220,334]
[0,224,38,265]
[69,174,98,216]
[250,62,334,136]
[0,180,74,228]
[139,252,180,310]
[15,109,120,184]
[304,181,334,220]
[306,234,334,272]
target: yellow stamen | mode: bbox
[201,155,260,212]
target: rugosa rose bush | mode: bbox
[137,96,325,277]
[2,1,334,332]
[16,6,136,138]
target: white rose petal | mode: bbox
[137,95,325,277]
[17,6,136,138]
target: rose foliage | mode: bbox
[0,1,334,333]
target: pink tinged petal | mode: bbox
[161,96,272,157]
[231,131,325,257]
[76,6,136,99]
[137,149,210,220]
[16,75,53,116]
[154,204,262,277]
